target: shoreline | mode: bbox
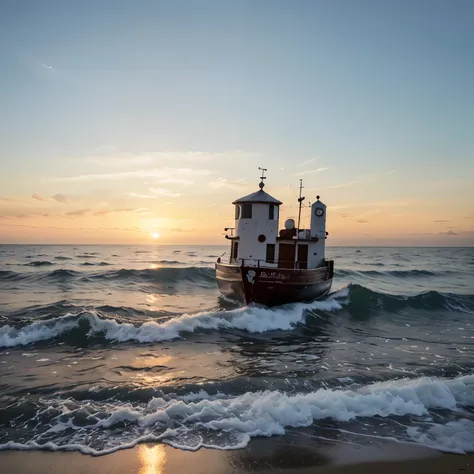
[1,437,472,474]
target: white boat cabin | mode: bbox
[224,173,328,270]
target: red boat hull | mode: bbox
[215,261,334,306]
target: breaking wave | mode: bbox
[0,293,346,348]
[0,374,472,455]
[1,285,473,348]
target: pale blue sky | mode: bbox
[0,0,473,244]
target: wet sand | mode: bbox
[1,437,473,474]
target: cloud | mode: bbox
[92,208,138,216]
[127,192,158,199]
[356,219,369,224]
[323,180,360,190]
[340,213,349,218]
[40,63,55,70]
[295,168,329,177]
[29,192,76,204]
[32,193,48,201]
[166,228,196,233]
[91,210,110,216]
[434,220,450,223]
[134,208,154,215]
[96,227,148,233]
[0,213,50,219]
[50,167,214,182]
[404,231,472,238]
[208,178,248,190]
[2,224,147,233]
[0,197,32,204]
[155,178,193,185]
[296,158,319,168]
[89,154,155,167]
[149,188,182,197]
[52,193,68,203]
[328,199,409,212]
[87,150,258,169]
[65,209,90,217]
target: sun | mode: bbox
[152,232,160,239]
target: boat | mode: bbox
[215,168,334,306]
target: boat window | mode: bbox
[266,244,275,263]
[241,203,252,219]
[269,205,274,220]
[232,241,239,260]
[235,205,241,220]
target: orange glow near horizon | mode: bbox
[0,164,472,246]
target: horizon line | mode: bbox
[0,243,472,249]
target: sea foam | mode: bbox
[0,290,347,348]
[0,373,472,455]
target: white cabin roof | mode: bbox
[232,189,282,205]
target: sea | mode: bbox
[0,245,473,456]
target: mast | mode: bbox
[296,178,305,237]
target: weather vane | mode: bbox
[258,167,267,189]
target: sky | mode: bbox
[0,0,473,246]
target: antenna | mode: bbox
[258,167,267,189]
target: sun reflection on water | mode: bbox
[139,444,167,474]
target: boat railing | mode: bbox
[219,257,334,278]
[224,257,331,270]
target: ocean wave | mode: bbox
[47,269,80,279]
[0,266,215,285]
[0,271,16,280]
[89,267,216,286]
[24,260,55,266]
[2,259,473,316]
[347,284,474,314]
[0,293,346,348]
[337,269,446,278]
[54,256,72,260]
[0,374,472,455]
[407,419,474,454]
